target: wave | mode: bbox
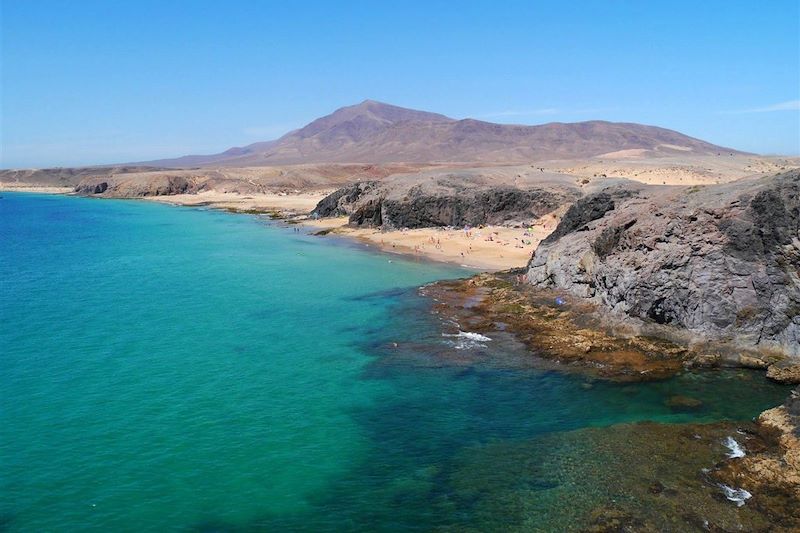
[723,436,746,458]
[718,484,752,506]
[442,331,492,350]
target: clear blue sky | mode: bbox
[2,0,798,167]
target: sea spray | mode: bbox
[442,331,492,349]
[719,484,752,506]
[723,436,746,458]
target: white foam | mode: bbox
[719,484,752,506]
[723,436,746,458]
[458,331,491,342]
[442,331,492,350]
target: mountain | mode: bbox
[143,100,740,167]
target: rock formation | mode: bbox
[712,387,800,528]
[312,167,584,229]
[526,170,800,364]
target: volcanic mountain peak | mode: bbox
[292,99,453,140]
[142,100,741,167]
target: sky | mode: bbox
[1,0,799,168]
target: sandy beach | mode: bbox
[0,185,552,270]
[139,190,547,270]
[302,216,556,271]
[143,190,332,214]
[0,184,74,194]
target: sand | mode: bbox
[0,184,547,270]
[145,191,544,270]
[545,154,799,186]
[0,184,74,193]
[144,190,332,214]
[302,216,556,271]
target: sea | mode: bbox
[0,192,789,531]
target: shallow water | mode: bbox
[0,193,790,531]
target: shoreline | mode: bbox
[0,184,74,194]
[7,187,798,370]
[298,216,552,271]
[11,187,542,272]
[139,190,550,271]
[2,187,517,271]
[139,191,540,271]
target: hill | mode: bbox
[143,100,740,167]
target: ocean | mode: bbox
[0,192,789,531]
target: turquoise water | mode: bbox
[0,193,790,531]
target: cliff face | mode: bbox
[312,168,584,229]
[73,174,197,197]
[526,170,800,360]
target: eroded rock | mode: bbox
[527,170,800,359]
[312,168,584,229]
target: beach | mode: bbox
[142,191,543,271]
[0,184,74,194]
[143,190,333,215]
[301,216,555,271]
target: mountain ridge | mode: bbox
[139,100,742,167]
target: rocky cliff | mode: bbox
[526,170,800,361]
[312,167,584,229]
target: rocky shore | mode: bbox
[422,272,691,381]
[421,272,799,528]
[711,387,800,529]
[527,170,800,366]
[9,159,800,527]
[443,417,799,531]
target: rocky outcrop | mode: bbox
[310,181,379,217]
[526,170,800,361]
[712,387,800,528]
[422,272,692,381]
[312,168,584,229]
[0,166,165,188]
[360,186,573,229]
[74,174,197,197]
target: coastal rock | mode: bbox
[739,354,771,369]
[313,168,583,229]
[448,420,781,531]
[526,170,800,359]
[713,387,800,528]
[686,353,721,368]
[766,362,800,384]
[422,272,691,381]
[311,181,379,217]
[74,174,197,197]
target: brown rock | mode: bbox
[739,354,770,369]
[713,388,800,528]
[767,362,800,384]
[687,353,721,368]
